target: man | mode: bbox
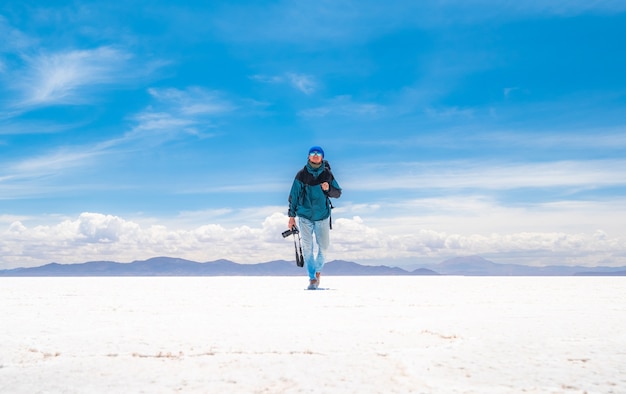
[288,146,342,290]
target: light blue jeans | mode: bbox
[298,217,330,280]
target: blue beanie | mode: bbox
[308,146,324,157]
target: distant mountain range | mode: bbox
[428,256,626,276]
[1,255,625,277]
[0,257,437,277]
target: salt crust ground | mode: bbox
[1,276,625,393]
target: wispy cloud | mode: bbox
[121,87,235,143]
[360,195,626,235]
[249,74,284,84]
[337,125,626,152]
[424,106,475,119]
[1,142,116,196]
[344,159,626,192]
[486,0,626,17]
[213,1,373,44]
[286,73,316,94]
[478,128,626,150]
[13,46,135,107]
[0,86,237,190]
[11,148,101,174]
[0,115,97,135]
[213,1,626,45]
[0,16,33,52]
[147,87,235,115]
[299,95,385,117]
[251,72,317,94]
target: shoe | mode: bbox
[307,279,319,290]
[315,272,321,288]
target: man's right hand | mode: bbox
[288,217,296,229]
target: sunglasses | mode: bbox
[309,151,323,157]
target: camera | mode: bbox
[282,227,299,238]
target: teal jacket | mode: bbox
[288,160,342,221]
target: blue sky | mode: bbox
[2,1,626,269]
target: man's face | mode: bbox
[309,151,323,164]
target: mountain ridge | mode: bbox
[426,256,626,276]
[0,257,437,277]
[1,255,625,276]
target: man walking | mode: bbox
[288,146,342,290]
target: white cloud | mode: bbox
[0,214,30,224]
[15,46,135,106]
[251,73,317,95]
[2,206,626,270]
[286,73,316,94]
[0,212,291,269]
[147,87,235,116]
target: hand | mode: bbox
[321,182,329,191]
[288,217,296,229]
